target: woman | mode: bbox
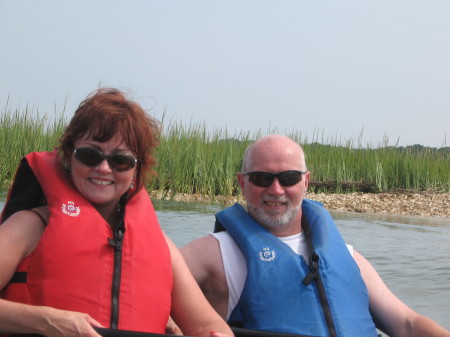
[0,88,232,337]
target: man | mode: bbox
[181,135,449,337]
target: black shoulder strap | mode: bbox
[214,218,226,233]
[301,214,318,286]
[9,271,27,283]
[301,214,315,263]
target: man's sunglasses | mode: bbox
[242,170,307,187]
[74,147,137,172]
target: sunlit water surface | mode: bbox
[1,195,449,330]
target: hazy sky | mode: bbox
[1,0,449,148]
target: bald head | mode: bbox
[241,135,307,172]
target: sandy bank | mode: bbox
[150,191,450,218]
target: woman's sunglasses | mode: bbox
[242,170,307,187]
[74,147,137,172]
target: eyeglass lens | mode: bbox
[245,171,305,187]
[74,147,137,172]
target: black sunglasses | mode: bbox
[242,170,307,187]
[74,147,137,172]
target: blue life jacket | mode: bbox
[215,200,378,337]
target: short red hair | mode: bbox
[58,88,160,198]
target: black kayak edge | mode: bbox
[95,327,319,337]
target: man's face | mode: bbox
[237,138,309,234]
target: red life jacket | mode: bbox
[1,151,172,333]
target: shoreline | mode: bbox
[150,191,450,218]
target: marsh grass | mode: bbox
[0,106,66,187]
[149,120,252,197]
[303,142,449,192]
[1,108,449,196]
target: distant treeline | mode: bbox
[1,109,449,197]
[386,144,449,155]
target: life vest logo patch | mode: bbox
[259,247,276,262]
[62,201,81,217]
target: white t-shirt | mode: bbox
[211,231,354,320]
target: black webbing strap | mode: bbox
[9,271,27,283]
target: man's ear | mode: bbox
[303,171,310,191]
[237,172,245,193]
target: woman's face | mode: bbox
[70,133,137,216]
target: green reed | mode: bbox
[301,136,449,192]
[149,119,253,197]
[1,108,449,195]
[0,106,67,188]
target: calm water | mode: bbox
[1,196,449,330]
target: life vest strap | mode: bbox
[10,271,27,283]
